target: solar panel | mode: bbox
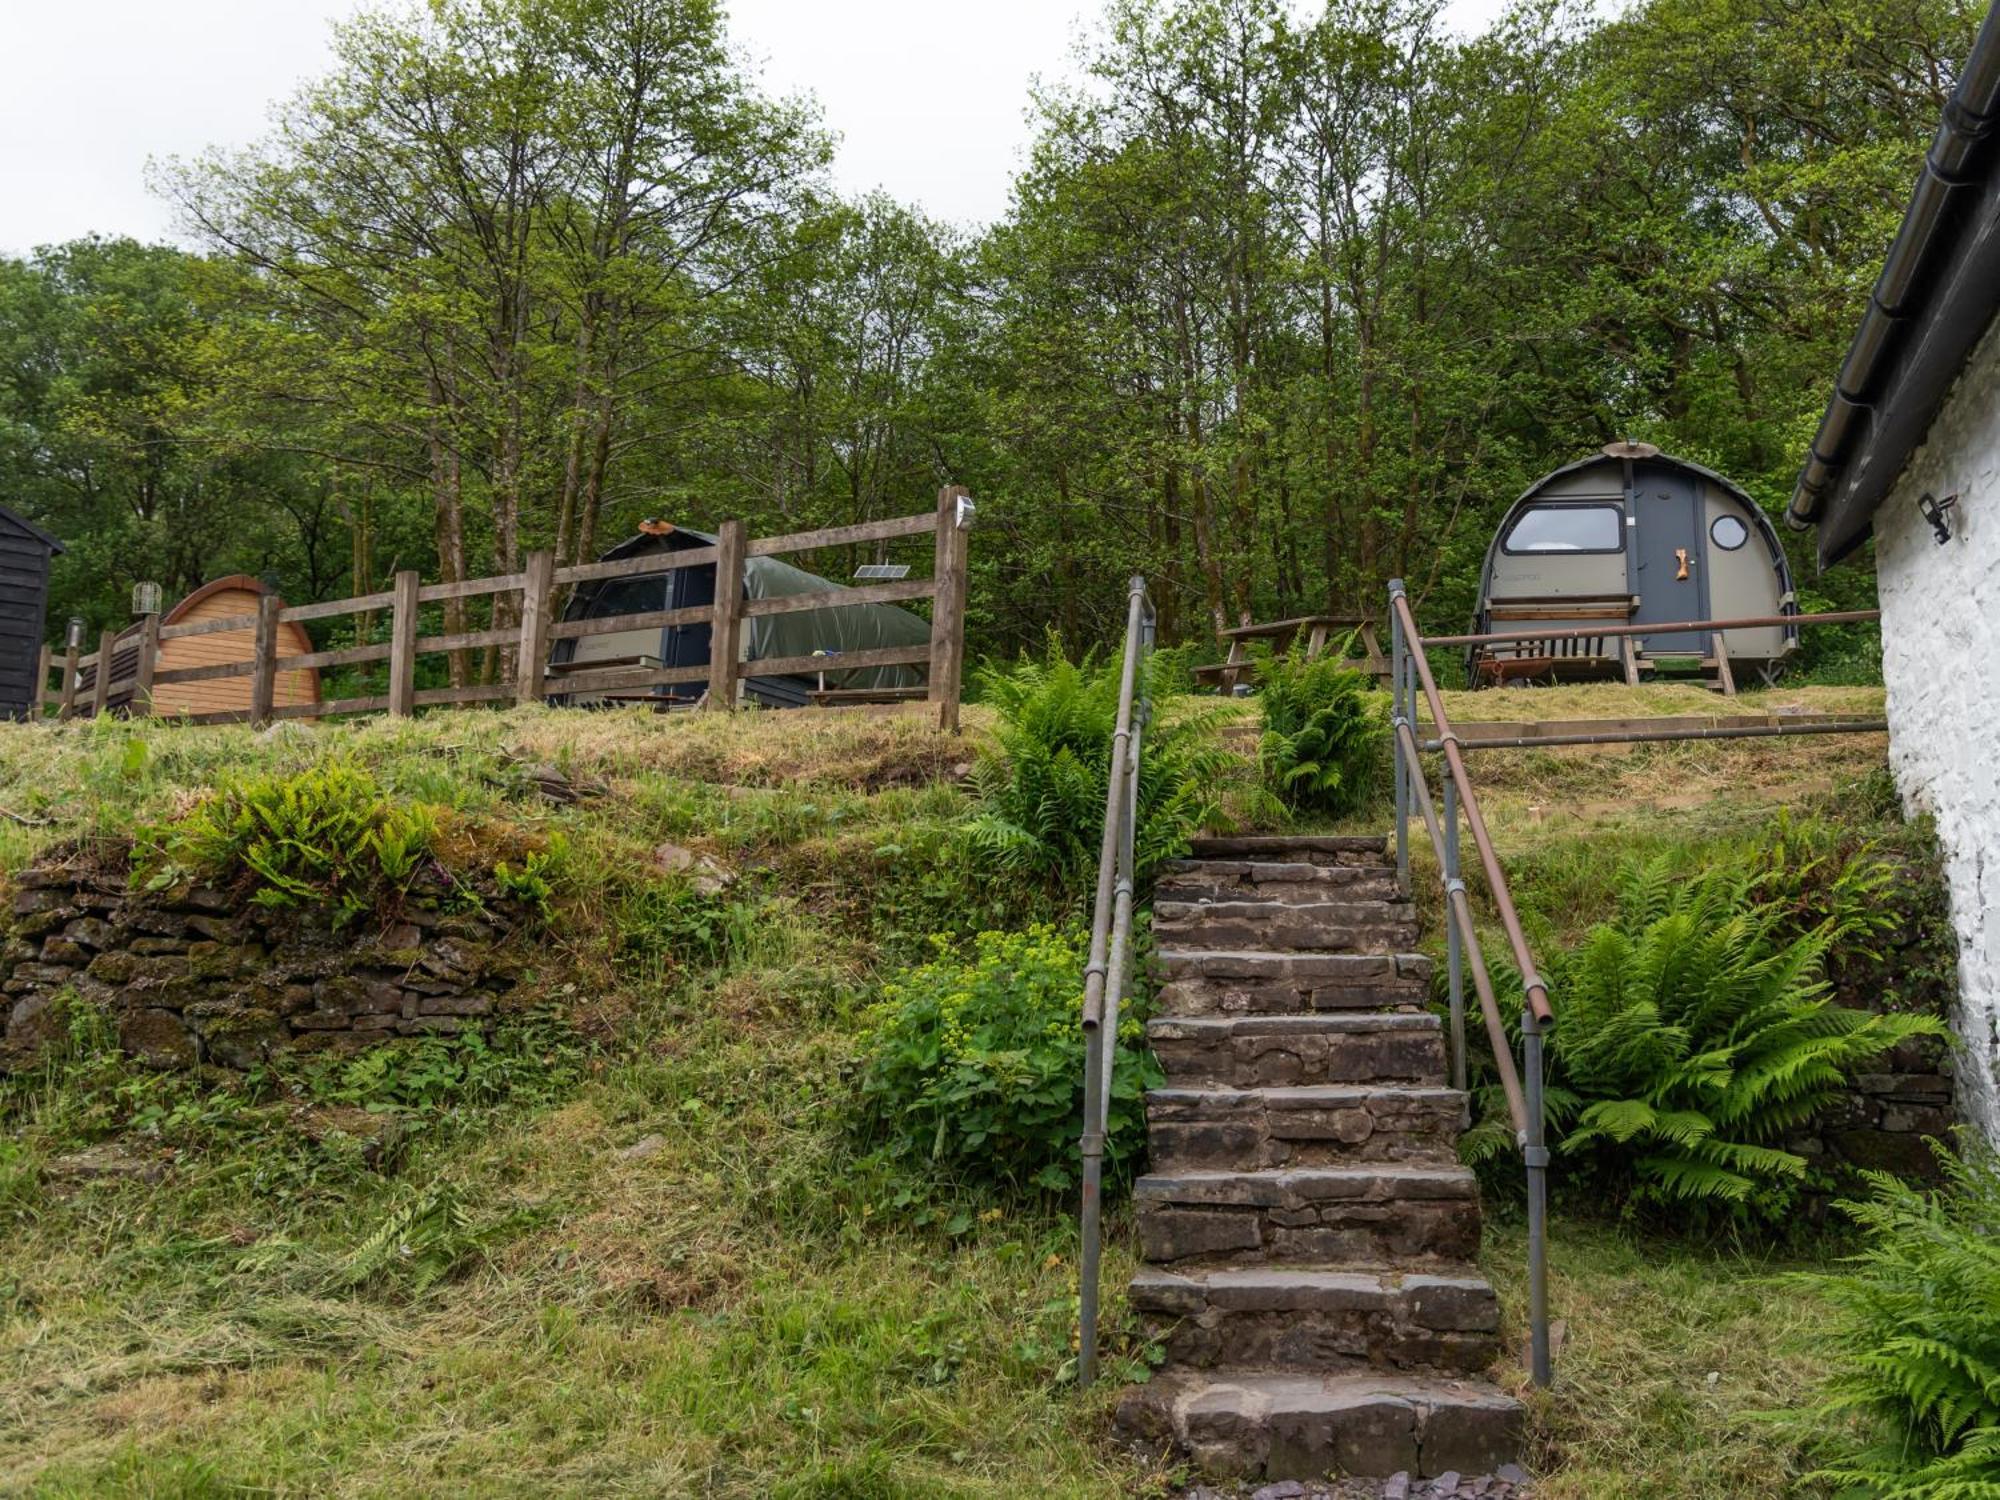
[853,563,911,580]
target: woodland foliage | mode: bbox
[2,0,1971,662]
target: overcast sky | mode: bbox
[0,0,1512,258]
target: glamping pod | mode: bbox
[0,504,63,721]
[1469,443,1797,686]
[552,522,931,708]
[81,576,320,718]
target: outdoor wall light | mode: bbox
[65,615,85,651]
[1917,490,1958,545]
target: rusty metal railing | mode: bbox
[1389,587,1888,1389]
[1077,576,1155,1389]
[1390,579,1556,1385]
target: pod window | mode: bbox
[1710,514,1749,551]
[1502,504,1623,554]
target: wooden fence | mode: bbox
[36,488,972,733]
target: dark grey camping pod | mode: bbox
[1469,443,1797,686]
[0,505,63,720]
[551,523,931,707]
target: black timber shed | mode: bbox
[0,505,63,721]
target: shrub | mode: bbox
[1256,641,1388,819]
[1472,853,1947,1224]
[854,925,1159,1193]
[963,640,1233,893]
[1800,1145,2000,1496]
[141,759,433,927]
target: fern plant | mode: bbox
[1797,1145,2000,1494]
[962,640,1233,893]
[1255,639,1388,819]
[1473,853,1947,1222]
[142,759,435,927]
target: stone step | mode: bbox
[1154,899,1419,953]
[1190,835,1390,866]
[1147,1085,1464,1170]
[1149,1014,1447,1088]
[1135,1166,1482,1267]
[1154,951,1432,1017]
[1129,1265,1502,1377]
[1158,859,1401,905]
[1115,1368,1524,1481]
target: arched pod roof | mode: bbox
[1478,444,1794,597]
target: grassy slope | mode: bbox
[0,687,1891,1497]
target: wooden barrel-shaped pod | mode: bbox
[79,576,321,719]
[1470,443,1797,684]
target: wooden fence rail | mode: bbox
[35,490,972,733]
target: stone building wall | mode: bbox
[2,856,526,1071]
[1874,310,2000,1146]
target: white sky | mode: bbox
[0,0,1513,257]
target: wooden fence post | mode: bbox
[89,629,115,718]
[707,518,746,711]
[35,644,51,719]
[132,612,160,717]
[57,633,78,720]
[250,593,280,726]
[515,549,554,705]
[389,568,420,717]
[928,486,971,734]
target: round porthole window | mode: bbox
[1711,514,1749,551]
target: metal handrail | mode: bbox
[1390,578,1555,1387]
[1389,586,1891,1392]
[1077,576,1155,1389]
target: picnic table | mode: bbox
[1191,615,1392,694]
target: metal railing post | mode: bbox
[1077,575,1151,1390]
[1389,577,1555,1389]
[1524,1013,1553,1388]
[1389,583,1411,898]
[1444,775,1467,1096]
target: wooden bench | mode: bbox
[1470,594,1744,695]
[1472,596,1642,688]
[1192,615,1392,694]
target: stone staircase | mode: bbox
[1115,834,1524,1483]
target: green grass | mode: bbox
[0,692,1906,1495]
[1490,1212,1847,1498]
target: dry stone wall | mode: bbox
[1794,1034,1956,1184]
[2,854,528,1072]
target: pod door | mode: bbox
[1632,471,1710,655]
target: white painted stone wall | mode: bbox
[1875,313,2000,1145]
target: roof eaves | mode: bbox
[1788,8,2000,567]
